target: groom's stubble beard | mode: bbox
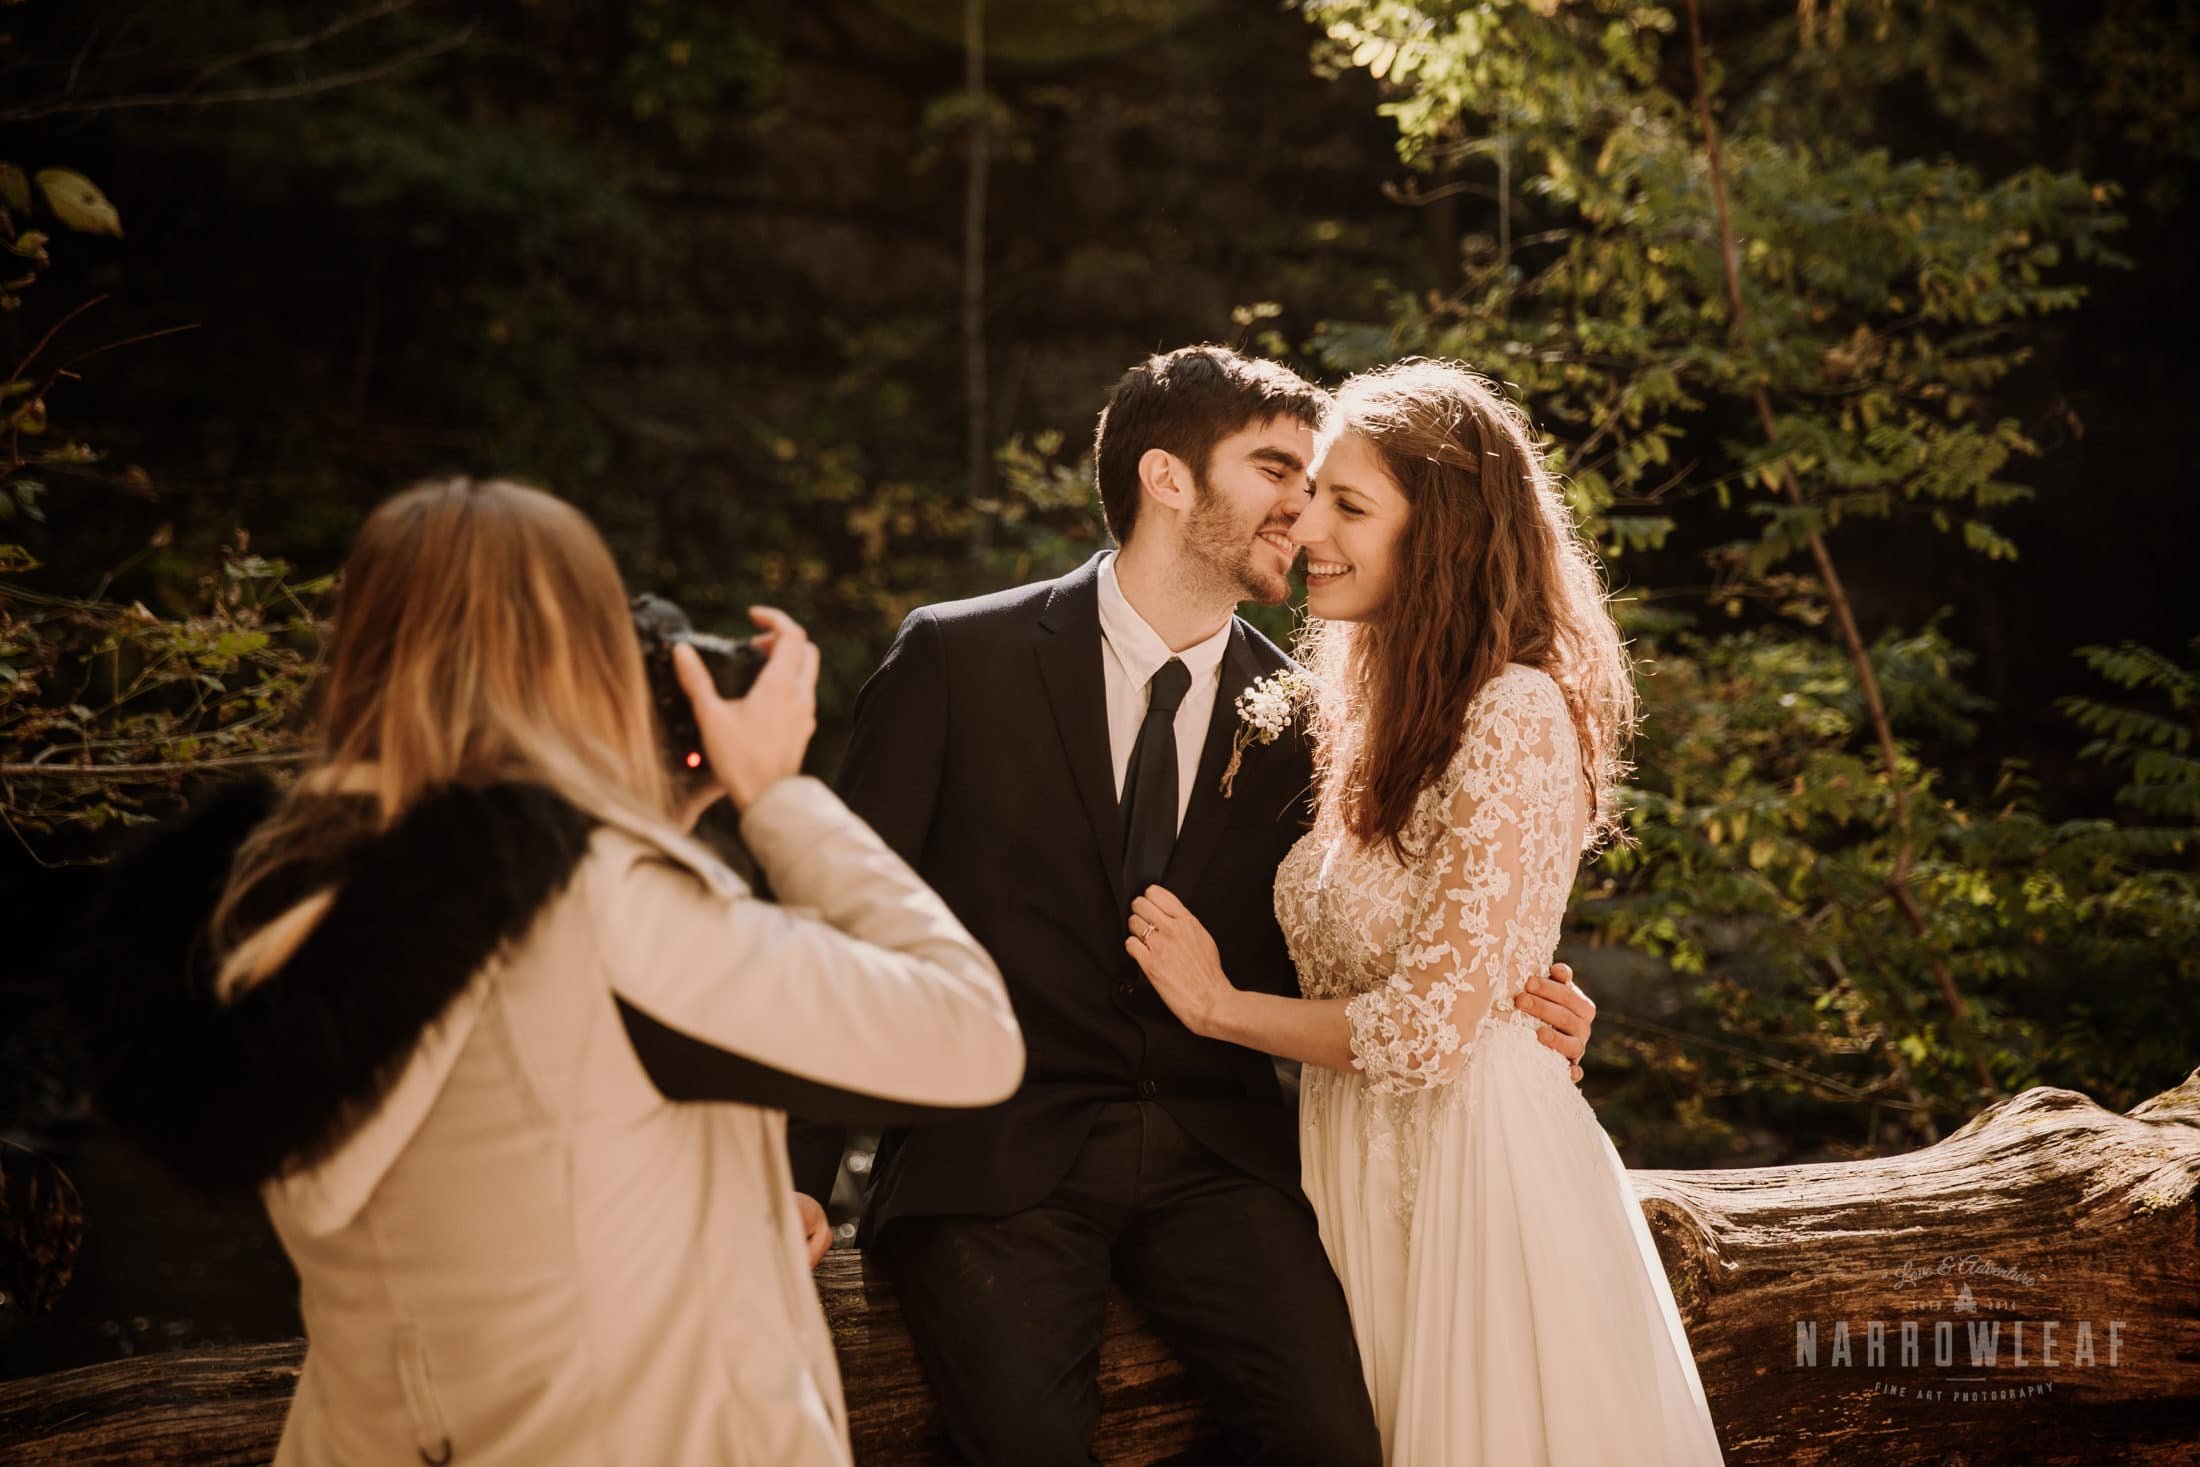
[1182,470,1293,611]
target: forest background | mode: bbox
[2,0,2196,1376]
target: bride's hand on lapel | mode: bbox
[1126,886,1238,1038]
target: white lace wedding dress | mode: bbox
[1275,664,1724,1466]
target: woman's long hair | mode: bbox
[1300,360,1636,862]
[211,478,674,993]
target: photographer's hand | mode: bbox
[795,1192,832,1270]
[672,607,819,813]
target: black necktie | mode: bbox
[1121,657,1192,905]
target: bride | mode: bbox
[1124,360,1724,1465]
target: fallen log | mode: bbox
[1633,1065,2200,1465]
[2,1069,2195,1464]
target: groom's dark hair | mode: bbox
[1093,345,1329,546]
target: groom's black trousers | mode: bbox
[872,1101,1384,1467]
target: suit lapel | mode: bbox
[1160,621,1265,900]
[1034,556,1127,911]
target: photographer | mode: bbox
[67,478,1024,1467]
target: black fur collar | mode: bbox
[65,776,597,1192]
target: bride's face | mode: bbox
[1291,429,1409,623]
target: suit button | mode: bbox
[1139,1078,1158,1098]
[1117,983,1136,1000]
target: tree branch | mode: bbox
[186,1,421,93]
[0,27,474,125]
[0,753,306,779]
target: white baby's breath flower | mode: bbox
[1220,669,1312,797]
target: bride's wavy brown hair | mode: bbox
[210,478,675,994]
[1300,360,1636,862]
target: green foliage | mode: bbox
[1579,615,2198,1133]
[0,0,2184,1181]
[0,539,327,836]
[2061,639,2200,822]
[1301,0,2124,592]
[2078,0,2200,210]
[0,131,324,838]
[1301,0,2189,1144]
[620,0,778,149]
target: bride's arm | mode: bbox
[1340,677,1581,1092]
[1211,991,1359,1070]
[1130,673,1584,1088]
[1124,884,1358,1071]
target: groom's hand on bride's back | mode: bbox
[1517,964,1593,1085]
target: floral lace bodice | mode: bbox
[1275,664,1587,1095]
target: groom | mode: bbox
[789,345,1597,1464]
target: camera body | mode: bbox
[631,593,773,890]
[631,593,768,780]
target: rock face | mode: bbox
[2,1069,2196,1465]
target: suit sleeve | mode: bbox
[595,777,1022,1136]
[833,606,947,866]
[786,607,953,1198]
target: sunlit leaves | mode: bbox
[30,169,122,238]
[1297,0,2120,585]
[1573,615,2200,1122]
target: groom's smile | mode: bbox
[1180,415,1316,607]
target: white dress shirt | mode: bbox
[1095,551,1234,835]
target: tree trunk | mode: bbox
[1632,1066,2200,1464]
[3,1071,2195,1464]
[961,0,990,550]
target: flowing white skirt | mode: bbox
[1300,1016,1725,1467]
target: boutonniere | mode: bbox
[1219,669,1312,799]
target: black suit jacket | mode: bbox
[788,554,1316,1238]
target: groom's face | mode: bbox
[1182,415,1315,607]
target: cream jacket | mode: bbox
[260,775,1022,1466]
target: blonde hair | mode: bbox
[213,478,675,994]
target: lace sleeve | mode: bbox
[1344,672,1582,1094]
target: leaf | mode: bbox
[33,169,123,238]
[0,164,27,215]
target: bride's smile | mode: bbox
[1292,428,1409,623]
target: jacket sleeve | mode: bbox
[592,775,1022,1124]
[785,607,954,1197]
[833,605,948,866]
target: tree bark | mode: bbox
[3,1070,2194,1464]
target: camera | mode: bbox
[631,593,768,780]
